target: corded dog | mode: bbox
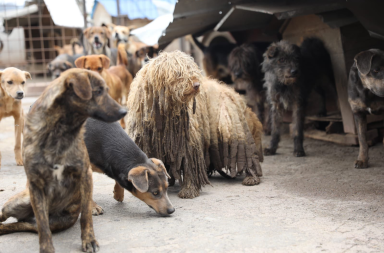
[0,67,31,167]
[348,49,384,168]
[262,37,335,157]
[84,118,175,216]
[0,69,127,253]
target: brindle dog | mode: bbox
[262,38,334,157]
[348,49,384,168]
[0,69,127,253]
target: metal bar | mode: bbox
[116,0,121,25]
[37,0,46,80]
[83,0,87,29]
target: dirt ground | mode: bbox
[0,97,384,253]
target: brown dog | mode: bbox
[0,69,127,253]
[83,26,116,65]
[75,49,131,128]
[0,67,31,167]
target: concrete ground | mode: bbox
[1,97,384,253]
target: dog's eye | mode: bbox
[87,68,91,70]
[101,32,104,35]
[95,86,104,95]
[21,81,25,85]
[7,81,13,85]
[152,191,159,196]
[98,67,102,71]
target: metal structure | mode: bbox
[0,0,84,82]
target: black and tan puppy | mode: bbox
[262,38,334,157]
[348,49,384,168]
[0,69,127,253]
[47,53,83,79]
[84,118,175,216]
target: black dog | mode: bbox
[348,49,384,168]
[228,43,270,133]
[262,37,334,157]
[84,118,175,216]
[47,53,83,79]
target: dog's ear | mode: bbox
[102,26,111,38]
[128,166,149,193]
[66,72,92,100]
[99,55,110,69]
[267,45,278,59]
[355,50,375,75]
[75,56,86,68]
[150,158,171,179]
[83,27,91,37]
[62,61,73,70]
[24,71,32,80]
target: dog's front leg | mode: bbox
[264,103,283,155]
[292,100,306,157]
[14,111,24,166]
[354,112,368,168]
[80,165,99,252]
[29,181,55,253]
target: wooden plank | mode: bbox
[304,129,378,146]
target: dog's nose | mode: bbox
[235,71,242,78]
[94,36,99,42]
[290,69,298,75]
[55,74,60,78]
[115,33,119,39]
[16,91,24,97]
[118,108,127,118]
[193,82,200,90]
[167,207,175,214]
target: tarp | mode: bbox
[44,0,84,28]
[93,0,176,20]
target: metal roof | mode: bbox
[158,0,384,45]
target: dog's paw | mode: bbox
[264,148,276,156]
[15,158,24,166]
[92,202,104,216]
[242,176,260,186]
[82,239,99,253]
[178,188,199,199]
[294,150,306,157]
[354,160,368,169]
[113,192,124,202]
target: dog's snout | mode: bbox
[167,207,175,214]
[118,108,127,118]
[94,36,99,42]
[16,91,24,97]
[193,82,200,90]
[290,69,298,75]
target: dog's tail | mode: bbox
[300,37,335,83]
[192,34,206,52]
[117,44,129,67]
[70,38,82,55]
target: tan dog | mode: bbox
[75,50,131,128]
[83,26,116,65]
[0,67,31,167]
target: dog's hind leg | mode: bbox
[0,189,33,223]
[264,104,283,155]
[292,100,306,157]
[314,85,327,117]
[14,111,24,166]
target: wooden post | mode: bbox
[116,0,121,25]
[83,0,87,29]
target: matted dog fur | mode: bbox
[126,51,263,198]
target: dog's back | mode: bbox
[84,118,148,183]
[301,37,335,85]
